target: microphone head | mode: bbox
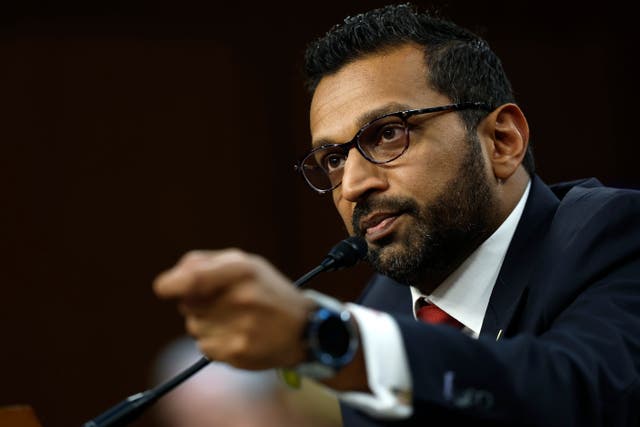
[322,236,368,271]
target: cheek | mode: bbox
[386,148,458,207]
[408,138,463,188]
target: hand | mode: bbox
[153,249,316,370]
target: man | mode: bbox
[153,3,640,426]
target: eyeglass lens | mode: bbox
[302,115,409,191]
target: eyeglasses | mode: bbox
[294,102,492,194]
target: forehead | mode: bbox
[309,44,449,147]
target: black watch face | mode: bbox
[317,312,351,357]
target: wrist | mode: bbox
[296,290,359,380]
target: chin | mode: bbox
[367,237,414,271]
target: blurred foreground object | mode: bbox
[150,336,341,427]
[0,405,43,427]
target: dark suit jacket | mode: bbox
[340,175,640,427]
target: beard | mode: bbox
[352,135,497,292]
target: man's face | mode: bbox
[309,44,499,292]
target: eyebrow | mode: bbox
[311,102,413,149]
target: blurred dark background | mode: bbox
[1,1,638,426]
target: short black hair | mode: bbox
[303,3,535,175]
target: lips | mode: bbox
[360,212,402,241]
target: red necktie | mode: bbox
[416,298,464,329]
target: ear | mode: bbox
[479,103,529,181]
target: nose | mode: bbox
[339,148,388,202]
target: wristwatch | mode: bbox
[296,290,359,380]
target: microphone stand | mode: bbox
[82,236,366,427]
[82,357,209,427]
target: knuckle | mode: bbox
[223,248,248,264]
[180,250,209,264]
[225,335,252,364]
[226,247,244,256]
[226,251,257,274]
[233,286,260,307]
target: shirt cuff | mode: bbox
[335,303,413,419]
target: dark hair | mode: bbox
[303,2,535,175]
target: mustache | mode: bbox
[352,196,421,236]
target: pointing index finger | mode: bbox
[153,249,257,300]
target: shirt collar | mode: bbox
[410,180,531,337]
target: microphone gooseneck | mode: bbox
[82,235,368,427]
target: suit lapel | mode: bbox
[357,273,413,316]
[480,176,560,339]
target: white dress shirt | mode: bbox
[335,181,531,418]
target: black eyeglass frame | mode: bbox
[295,101,493,194]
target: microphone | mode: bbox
[82,235,368,427]
[294,235,368,286]
[322,235,369,271]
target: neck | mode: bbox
[496,167,530,224]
